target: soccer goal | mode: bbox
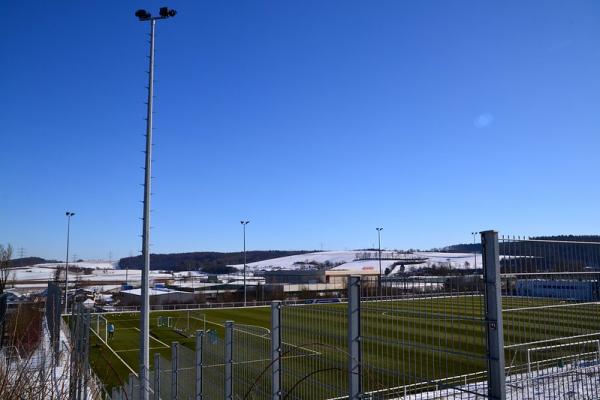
[157,316,173,328]
[527,339,600,374]
[91,314,108,343]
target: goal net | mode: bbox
[157,316,173,328]
[527,339,600,375]
[91,314,108,343]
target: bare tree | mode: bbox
[0,244,13,296]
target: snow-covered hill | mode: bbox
[229,250,482,274]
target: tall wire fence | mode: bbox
[500,236,600,399]
[99,232,600,399]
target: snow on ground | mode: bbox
[229,251,359,271]
[229,251,482,274]
[8,251,482,292]
[401,363,600,399]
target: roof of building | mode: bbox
[121,288,189,296]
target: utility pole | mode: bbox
[134,7,177,400]
[241,221,250,306]
[64,212,75,313]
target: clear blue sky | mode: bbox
[2,1,600,261]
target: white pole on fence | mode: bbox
[154,353,161,399]
[271,301,282,400]
[128,373,135,399]
[171,342,179,400]
[348,275,362,399]
[225,321,234,400]
[195,330,203,400]
[481,230,506,400]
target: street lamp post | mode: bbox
[376,227,383,297]
[135,7,177,400]
[241,221,250,306]
[64,212,75,313]
[471,232,478,269]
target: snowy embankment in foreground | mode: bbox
[401,363,600,399]
[229,250,483,274]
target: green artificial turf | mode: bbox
[87,296,600,398]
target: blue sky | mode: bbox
[2,1,600,260]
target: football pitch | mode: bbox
[87,296,600,397]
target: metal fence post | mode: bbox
[481,230,506,400]
[128,373,135,399]
[225,321,234,400]
[154,353,160,400]
[172,342,179,400]
[195,330,203,400]
[271,301,282,400]
[348,275,361,399]
[112,386,120,400]
[82,312,90,400]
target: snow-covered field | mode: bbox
[7,251,482,293]
[229,250,482,274]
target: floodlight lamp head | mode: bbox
[135,9,151,21]
[159,7,177,18]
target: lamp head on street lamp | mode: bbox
[241,220,250,225]
[66,212,75,217]
[376,227,383,231]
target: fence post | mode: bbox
[111,387,119,400]
[225,321,234,400]
[128,373,135,399]
[481,230,506,400]
[195,330,203,400]
[154,353,160,400]
[271,301,282,400]
[172,342,179,400]
[82,312,90,400]
[348,275,361,399]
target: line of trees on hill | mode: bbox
[117,250,314,274]
[438,235,600,254]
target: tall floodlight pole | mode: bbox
[471,231,478,269]
[64,211,75,312]
[241,220,250,306]
[376,227,383,297]
[135,7,177,400]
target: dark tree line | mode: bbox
[117,250,314,274]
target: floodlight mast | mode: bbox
[241,220,250,306]
[135,8,176,400]
[64,212,75,313]
[376,227,383,297]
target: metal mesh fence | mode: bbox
[358,275,489,399]
[280,302,348,399]
[232,323,272,399]
[499,236,600,399]
[156,354,173,400]
[177,343,197,399]
[203,326,225,399]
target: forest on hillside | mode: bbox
[117,250,313,274]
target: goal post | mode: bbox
[157,316,172,328]
[90,314,108,344]
[527,339,600,374]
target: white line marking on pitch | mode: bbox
[190,317,321,356]
[116,347,168,353]
[91,328,138,377]
[130,327,170,348]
